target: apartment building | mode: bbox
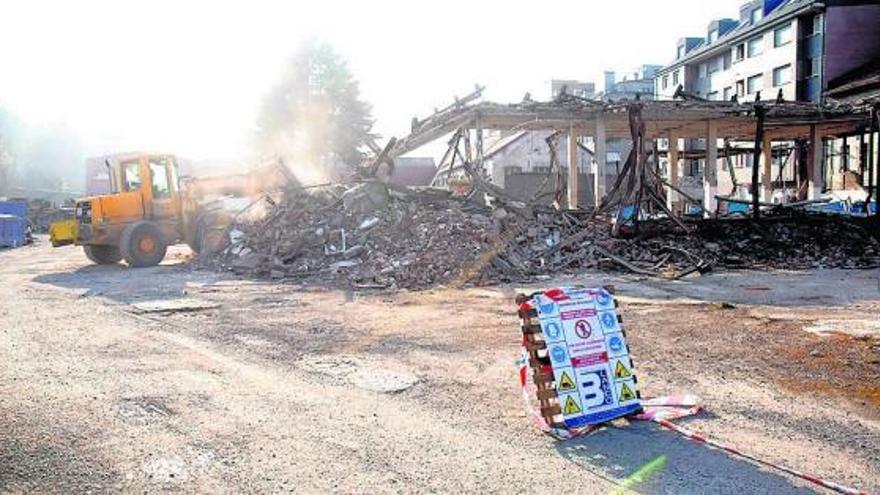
[654,0,880,208]
[655,0,880,104]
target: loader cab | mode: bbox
[111,154,182,222]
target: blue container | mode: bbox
[0,200,27,219]
[0,214,27,247]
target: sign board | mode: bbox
[530,287,641,428]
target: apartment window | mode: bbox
[773,64,791,86]
[662,75,669,89]
[723,52,732,70]
[677,45,685,59]
[774,23,792,47]
[504,166,522,176]
[708,29,718,43]
[747,36,763,57]
[747,73,763,94]
[672,70,679,86]
[735,43,745,61]
[751,8,762,24]
[723,87,733,101]
[736,80,745,97]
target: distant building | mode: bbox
[550,80,596,99]
[390,157,436,187]
[603,65,662,101]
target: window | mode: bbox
[809,57,821,77]
[672,70,680,86]
[773,64,791,86]
[149,159,171,198]
[774,23,792,47]
[677,45,685,59]
[736,79,746,97]
[751,8,762,24]
[122,160,141,192]
[723,87,733,101]
[735,43,745,61]
[747,36,763,57]
[723,52,732,70]
[747,73,763,94]
[810,14,822,35]
[504,166,522,176]
[662,75,669,89]
[708,29,718,43]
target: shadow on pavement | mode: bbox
[32,262,201,304]
[556,421,815,494]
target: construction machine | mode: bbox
[50,152,292,267]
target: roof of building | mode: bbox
[658,0,815,74]
[484,131,529,159]
[826,58,880,104]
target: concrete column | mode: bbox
[593,118,606,208]
[762,136,773,202]
[568,125,579,209]
[808,125,824,200]
[703,122,719,216]
[666,133,680,211]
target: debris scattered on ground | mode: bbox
[202,178,880,289]
[130,299,221,314]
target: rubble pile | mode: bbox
[212,182,509,288]
[209,182,880,289]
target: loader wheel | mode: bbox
[83,245,122,265]
[195,211,232,256]
[120,221,167,268]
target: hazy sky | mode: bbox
[0,0,738,162]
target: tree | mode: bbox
[256,41,374,177]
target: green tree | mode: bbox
[256,41,374,175]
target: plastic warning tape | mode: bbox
[516,352,867,494]
[515,288,867,495]
[650,417,867,495]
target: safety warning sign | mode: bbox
[557,370,577,392]
[613,360,632,379]
[562,395,582,415]
[532,287,641,428]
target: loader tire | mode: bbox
[196,210,232,256]
[83,245,122,265]
[120,221,167,268]
[185,210,231,255]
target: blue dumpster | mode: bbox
[0,214,27,247]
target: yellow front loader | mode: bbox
[50,152,290,267]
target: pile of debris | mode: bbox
[205,181,880,289]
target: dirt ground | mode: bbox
[1,238,879,493]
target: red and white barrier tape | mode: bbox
[517,349,867,495]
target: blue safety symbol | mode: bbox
[538,300,556,315]
[543,321,562,339]
[596,291,612,307]
[608,335,623,353]
[601,312,617,330]
[550,345,568,364]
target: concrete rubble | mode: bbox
[204,179,880,289]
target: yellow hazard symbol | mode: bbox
[562,396,582,415]
[558,371,576,392]
[619,382,637,402]
[614,360,632,379]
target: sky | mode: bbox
[0,0,740,164]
